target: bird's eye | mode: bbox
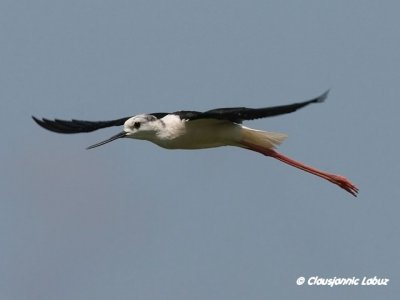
[133,122,141,129]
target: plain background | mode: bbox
[1,1,399,299]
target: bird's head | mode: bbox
[87,114,161,149]
[123,114,160,138]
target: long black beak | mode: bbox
[86,131,127,150]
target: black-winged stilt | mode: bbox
[32,90,358,196]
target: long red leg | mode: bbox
[241,142,358,197]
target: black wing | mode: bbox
[33,91,328,133]
[32,116,132,134]
[183,90,329,123]
[32,113,169,134]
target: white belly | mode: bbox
[154,119,242,149]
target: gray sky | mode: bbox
[1,1,399,299]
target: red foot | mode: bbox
[328,175,359,197]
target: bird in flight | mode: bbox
[33,90,358,196]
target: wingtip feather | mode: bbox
[316,89,330,103]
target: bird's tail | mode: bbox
[240,126,288,149]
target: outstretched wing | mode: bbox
[32,113,170,134]
[33,91,328,133]
[184,90,329,123]
[32,116,132,134]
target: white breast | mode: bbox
[154,116,242,149]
